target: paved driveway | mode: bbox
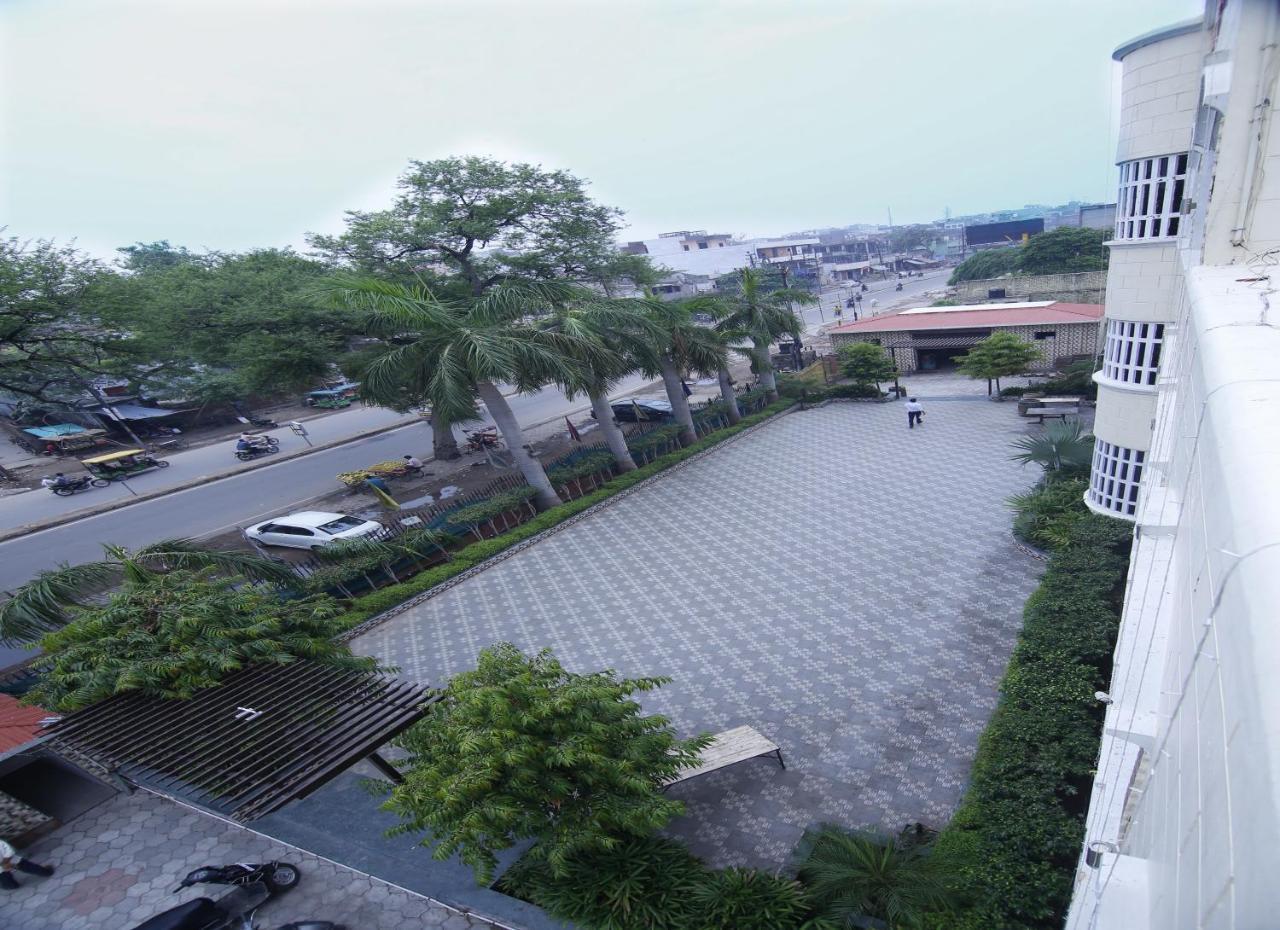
[352,395,1043,870]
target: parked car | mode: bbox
[608,397,673,422]
[244,511,382,550]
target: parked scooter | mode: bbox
[247,416,279,429]
[130,861,342,930]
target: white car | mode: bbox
[244,511,382,550]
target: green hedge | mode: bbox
[497,834,828,930]
[931,513,1132,929]
[336,400,796,631]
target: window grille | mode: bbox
[1101,320,1164,386]
[1089,440,1146,517]
[1115,154,1188,239]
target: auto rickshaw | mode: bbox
[81,448,171,481]
[303,388,352,409]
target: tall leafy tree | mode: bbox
[956,332,1042,395]
[310,156,626,459]
[720,268,813,403]
[332,277,593,510]
[115,247,357,403]
[0,540,297,644]
[26,570,372,712]
[383,644,710,884]
[1018,226,1109,275]
[838,342,896,390]
[0,237,133,403]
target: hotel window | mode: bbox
[1101,320,1164,386]
[1115,153,1188,239]
[1089,440,1145,517]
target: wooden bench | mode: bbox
[664,725,785,787]
[1025,406,1080,423]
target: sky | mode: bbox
[1,0,1202,258]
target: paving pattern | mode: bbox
[0,790,494,930]
[352,392,1044,870]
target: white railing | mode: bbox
[1115,154,1188,240]
[1100,320,1164,387]
[1088,439,1145,518]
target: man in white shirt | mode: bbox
[905,397,925,429]
[0,836,54,890]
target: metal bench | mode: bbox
[664,725,785,786]
[1025,406,1080,423]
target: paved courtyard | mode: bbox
[0,790,495,930]
[352,391,1044,871]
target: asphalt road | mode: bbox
[797,269,952,336]
[0,373,654,593]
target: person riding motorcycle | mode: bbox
[236,432,271,452]
[40,472,73,489]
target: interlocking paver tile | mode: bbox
[352,393,1043,869]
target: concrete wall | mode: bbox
[952,271,1107,304]
[1115,26,1205,163]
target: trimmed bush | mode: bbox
[828,383,883,400]
[931,512,1132,929]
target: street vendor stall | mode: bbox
[21,424,110,456]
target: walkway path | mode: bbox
[352,385,1044,870]
[0,790,496,930]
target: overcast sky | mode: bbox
[2,0,1201,258]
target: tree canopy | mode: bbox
[26,570,371,711]
[949,227,1110,284]
[114,247,358,402]
[309,156,626,295]
[956,332,1043,393]
[383,643,710,883]
[0,237,133,404]
[838,342,896,387]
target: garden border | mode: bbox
[339,401,801,642]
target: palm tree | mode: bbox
[632,295,728,446]
[0,540,297,644]
[1011,418,1094,477]
[797,826,955,929]
[541,299,661,474]
[334,277,591,511]
[721,267,815,403]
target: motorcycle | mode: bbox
[44,475,111,496]
[895,282,903,291]
[130,861,342,930]
[463,427,503,454]
[235,438,280,461]
[247,416,278,429]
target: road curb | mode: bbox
[0,416,422,543]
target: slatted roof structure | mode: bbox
[42,661,435,822]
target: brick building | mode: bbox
[828,301,1103,373]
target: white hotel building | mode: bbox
[1068,2,1280,929]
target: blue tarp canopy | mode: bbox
[22,424,87,438]
[98,404,181,421]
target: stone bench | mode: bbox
[664,725,786,787]
[1025,406,1080,423]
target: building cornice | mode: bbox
[1112,18,1203,62]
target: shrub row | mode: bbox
[1009,477,1091,552]
[931,511,1132,929]
[335,399,796,631]
[497,835,833,930]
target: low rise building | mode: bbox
[828,300,1102,373]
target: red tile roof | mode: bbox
[829,301,1104,334]
[0,693,49,753]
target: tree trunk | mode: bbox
[753,338,778,403]
[474,380,563,511]
[658,355,698,446]
[717,368,742,425]
[432,411,460,460]
[589,391,637,472]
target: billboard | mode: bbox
[964,218,1044,247]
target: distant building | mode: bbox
[964,218,1045,250]
[1078,202,1117,229]
[828,300,1102,373]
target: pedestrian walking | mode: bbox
[905,396,924,429]
[0,837,54,891]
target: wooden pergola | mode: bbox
[43,661,435,821]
